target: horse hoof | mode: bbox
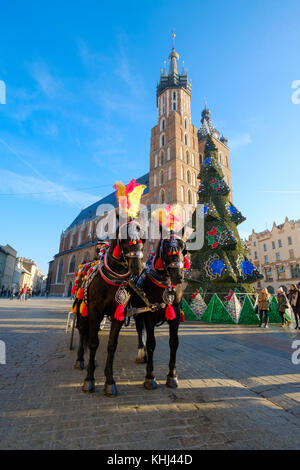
[166,376,178,388]
[144,378,158,390]
[74,360,85,370]
[82,380,95,393]
[104,383,118,397]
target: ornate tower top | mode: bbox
[198,105,228,143]
[157,33,191,99]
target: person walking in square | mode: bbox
[258,287,270,328]
[277,287,291,328]
[287,284,300,330]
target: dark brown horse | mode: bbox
[129,228,186,390]
[76,217,145,396]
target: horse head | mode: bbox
[114,218,145,277]
[157,227,186,286]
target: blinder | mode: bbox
[118,220,144,264]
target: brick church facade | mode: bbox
[48,36,232,296]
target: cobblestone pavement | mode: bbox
[1,298,300,450]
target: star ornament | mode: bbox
[210,259,225,276]
[228,204,237,215]
[241,260,255,276]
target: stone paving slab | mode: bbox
[0,298,300,449]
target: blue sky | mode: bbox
[0,0,300,274]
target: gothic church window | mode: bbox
[56,260,63,284]
[160,151,164,166]
[69,255,76,274]
[186,151,190,165]
[187,170,191,185]
[159,189,165,204]
[160,170,164,185]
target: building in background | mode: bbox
[48,37,233,296]
[245,217,300,293]
[0,245,17,293]
[18,258,45,294]
[0,248,45,296]
[12,257,23,290]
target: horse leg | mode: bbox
[104,318,123,397]
[75,314,88,370]
[135,315,146,363]
[166,318,179,388]
[144,319,158,390]
[82,317,100,393]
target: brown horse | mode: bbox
[76,217,145,395]
[129,228,186,390]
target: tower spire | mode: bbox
[168,32,179,75]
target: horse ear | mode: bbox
[159,223,163,239]
[115,208,120,239]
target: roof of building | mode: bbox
[248,217,300,241]
[66,173,149,231]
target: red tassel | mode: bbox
[113,245,122,259]
[80,302,88,317]
[180,310,185,323]
[165,304,176,321]
[74,272,78,277]
[88,268,93,273]
[77,288,84,300]
[155,257,164,270]
[82,270,87,276]
[71,285,77,295]
[184,257,191,269]
[114,303,124,321]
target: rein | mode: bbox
[99,248,130,287]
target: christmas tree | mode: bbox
[182,298,200,321]
[188,135,262,302]
[268,296,282,323]
[201,294,235,324]
[190,288,207,320]
[225,292,241,324]
[238,295,260,325]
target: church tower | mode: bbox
[147,34,200,210]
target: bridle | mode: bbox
[118,220,144,262]
[159,233,185,271]
[105,220,144,274]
